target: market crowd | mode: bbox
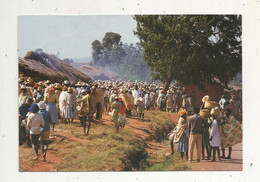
[18,77,242,163]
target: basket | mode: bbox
[205,101,218,109]
[200,109,211,118]
[210,107,220,116]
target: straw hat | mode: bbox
[210,107,220,116]
[37,86,43,91]
[55,83,62,89]
[64,80,69,85]
[62,86,67,91]
[68,87,73,93]
[18,77,24,83]
[38,101,46,110]
[46,80,51,84]
[202,95,209,103]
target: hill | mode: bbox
[71,62,120,80]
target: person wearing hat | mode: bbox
[109,90,118,111]
[132,85,142,110]
[187,107,207,163]
[79,87,93,135]
[19,85,32,107]
[38,101,52,162]
[27,103,45,160]
[144,91,151,111]
[174,110,189,160]
[58,86,68,124]
[46,80,51,86]
[32,83,39,99]
[209,107,221,162]
[111,97,121,132]
[63,87,75,125]
[94,85,105,120]
[44,86,59,131]
[35,86,44,103]
[137,97,145,120]
[157,90,166,111]
[166,90,173,113]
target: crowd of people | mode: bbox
[18,77,242,163]
[167,95,242,163]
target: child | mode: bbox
[209,107,221,162]
[27,103,45,160]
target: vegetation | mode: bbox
[134,15,242,92]
[91,32,152,81]
[19,110,193,171]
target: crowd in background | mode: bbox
[18,77,242,162]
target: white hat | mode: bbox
[38,101,46,110]
[21,85,26,89]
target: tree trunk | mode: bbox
[162,72,174,95]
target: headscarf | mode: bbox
[178,109,187,117]
[29,103,40,113]
[46,86,55,96]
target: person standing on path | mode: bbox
[80,87,94,135]
[209,107,221,162]
[38,101,52,162]
[187,107,207,163]
[44,86,59,132]
[220,108,242,159]
[175,110,189,160]
[64,87,75,125]
[27,103,45,160]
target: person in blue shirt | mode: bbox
[19,98,33,145]
[38,101,52,162]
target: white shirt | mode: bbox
[27,113,45,134]
[132,89,140,105]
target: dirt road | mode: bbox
[192,142,243,171]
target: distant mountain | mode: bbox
[19,51,92,82]
[72,57,92,63]
[71,62,120,80]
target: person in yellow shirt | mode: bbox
[80,87,93,135]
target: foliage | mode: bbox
[134,15,242,89]
[91,32,152,81]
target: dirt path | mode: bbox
[26,112,242,171]
[191,142,243,171]
[28,150,61,171]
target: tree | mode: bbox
[134,15,242,93]
[102,32,122,50]
[91,40,104,64]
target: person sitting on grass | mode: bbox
[38,101,52,162]
[27,103,45,160]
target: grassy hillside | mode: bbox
[19,110,191,171]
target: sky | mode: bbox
[18,15,139,59]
